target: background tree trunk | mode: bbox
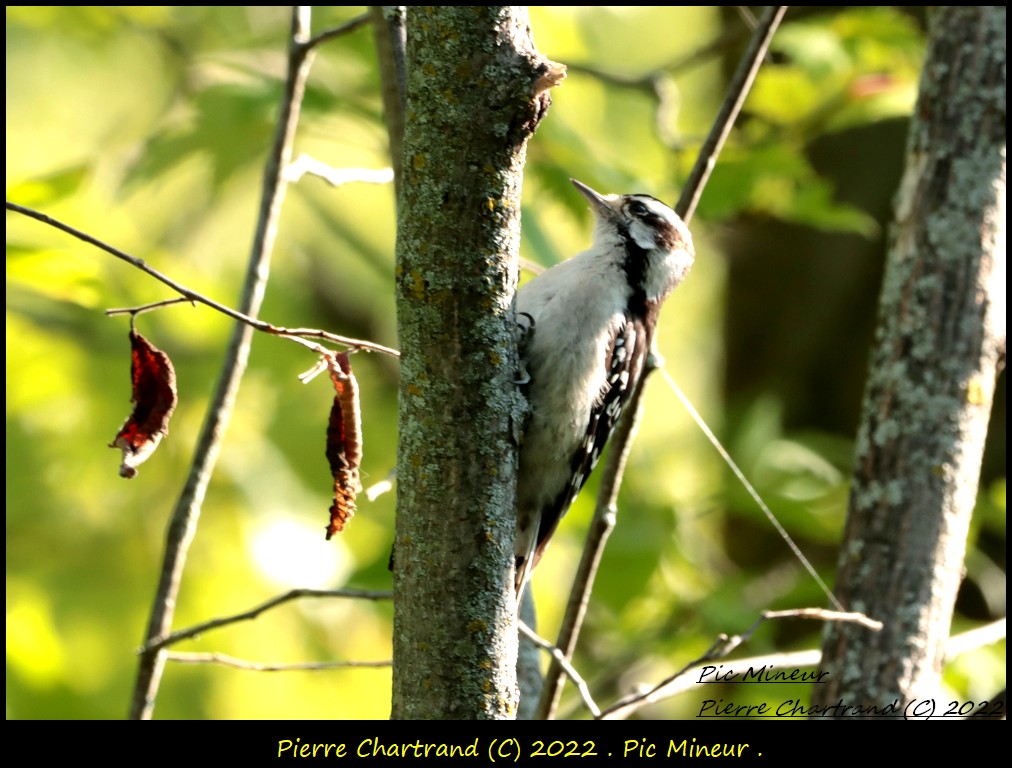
[391,6,559,719]
[814,6,1005,715]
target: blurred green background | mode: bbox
[6,6,1004,719]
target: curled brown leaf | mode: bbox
[325,352,363,539]
[110,329,178,478]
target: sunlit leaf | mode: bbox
[5,165,89,208]
[698,143,876,235]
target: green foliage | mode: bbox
[7,6,1001,721]
[701,143,877,234]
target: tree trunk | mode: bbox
[391,6,561,719]
[814,6,1005,715]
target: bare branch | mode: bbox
[286,154,395,187]
[519,622,600,718]
[734,5,760,29]
[677,6,788,223]
[600,615,1001,720]
[566,7,797,87]
[105,297,195,317]
[600,607,880,720]
[270,325,399,357]
[945,619,1007,660]
[603,649,822,720]
[7,202,400,358]
[300,12,371,52]
[761,607,881,631]
[165,652,390,671]
[563,61,658,93]
[143,588,393,653]
[563,66,680,149]
[565,8,813,151]
[364,471,396,501]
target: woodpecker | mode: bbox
[514,179,695,597]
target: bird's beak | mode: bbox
[571,179,614,218]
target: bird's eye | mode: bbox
[629,200,649,217]
[629,200,660,223]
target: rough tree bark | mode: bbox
[391,7,562,719]
[814,6,1005,715]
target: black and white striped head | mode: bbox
[572,178,695,306]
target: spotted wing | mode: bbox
[531,316,649,566]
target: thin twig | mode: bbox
[678,6,789,222]
[944,618,1007,659]
[364,471,396,501]
[127,7,318,721]
[603,649,823,719]
[165,652,390,671]
[105,297,195,317]
[143,588,393,652]
[6,202,400,358]
[300,12,371,52]
[663,369,843,611]
[563,62,658,94]
[563,66,680,150]
[761,607,881,631]
[564,19,764,89]
[600,606,879,719]
[270,325,399,357]
[582,7,821,85]
[600,615,1003,720]
[735,5,760,29]
[537,7,790,721]
[566,6,814,153]
[519,622,600,718]
[285,154,394,186]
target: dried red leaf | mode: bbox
[325,352,363,539]
[110,329,178,478]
